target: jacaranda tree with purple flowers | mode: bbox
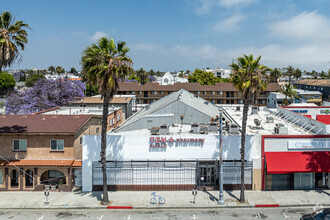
[5,79,85,114]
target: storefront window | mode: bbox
[0,170,3,185]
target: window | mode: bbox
[48,170,64,179]
[138,91,142,95]
[212,91,215,95]
[198,91,200,95]
[160,91,163,95]
[212,100,215,103]
[80,137,83,144]
[152,91,157,95]
[314,95,320,98]
[96,127,99,134]
[217,91,223,95]
[131,91,135,95]
[13,140,27,151]
[50,140,64,151]
[0,170,3,185]
[203,91,206,95]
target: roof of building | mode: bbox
[0,115,93,133]
[118,82,281,92]
[316,115,330,124]
[268,92,286,99]
[295,89,323,95]
[294,79,330,87]
[34,106,121,116]
[0,159,77,166]
[115,89,226,132]
[69,96,132,104]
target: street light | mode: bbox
[218,110,225,205]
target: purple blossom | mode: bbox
[124,79,138,82]
[5,79,86,114]
[11,72,24,82]
[148,75,156,82]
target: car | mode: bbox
[301,208,330,220]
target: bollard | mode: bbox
[44,189,49,205]
[191,189,197,204]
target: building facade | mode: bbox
[294,79,330,100]
[117,82,281,106]
[0,115,102,191]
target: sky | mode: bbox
[3,0,330,72]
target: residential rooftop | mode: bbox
[69,96,132,104]
[34,106,122,116]
[294,79,330,87]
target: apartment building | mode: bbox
[0,115,102,191]
[116,82,281,106]
[294,79,330,100]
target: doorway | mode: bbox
[11,170,19,188]
[25,170,33,187]
[315,173,328,189]
[198,161,217,189]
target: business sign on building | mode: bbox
[288,140,330,150]
[149,136,205,151]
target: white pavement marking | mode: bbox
[256,213,262,219]
[127,215,132,220]
[191,214,198,220]
[282,212,289,219]
[36,215,44,220]
[96,215,103,220]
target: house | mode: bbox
[294,89,323,105]
[69,95,134,120]
[294,79,330,100]
[155,72,188,85]
[0,115,102,191]
[117,82,281,106]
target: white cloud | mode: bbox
[90,31,108,41]
[218,0,257,8]
[169,44,218,60]
[212,14,245,32]
[269,11,330,42]
[194,0,217,15]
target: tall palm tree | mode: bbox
[293,68,302,80]
[280,82,298,105]
[81,37,133,205]
[48,65,55,75]
[136,68,147,85]
[230,54,269,202]
[269,68,282,83]
[0,11,30,72]
[55,66,65,76]
[285,66,294,83]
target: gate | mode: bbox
[92,161,196,191]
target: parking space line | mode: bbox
[282,212,289,219]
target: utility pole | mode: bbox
[218,110,224,205]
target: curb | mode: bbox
[255,204,279,207]
[107,206,133,209]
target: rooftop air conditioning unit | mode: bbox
[275,123,285,127]
[274,126,288,135]
[191,123,200,133]
[266,116,274,123]
[208,122,218,133]
[228,123,239,133]
[200,125,209,134]
[159,124,169,135]
[251,106,259,115]
[150,127,160,135]
[236,106,240,111]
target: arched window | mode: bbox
[25,169,33,187]
[40,170,66,185]
[11,170,18,187]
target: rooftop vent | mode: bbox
[200,125,209,134]
[266,116,274,123]
[208,122,218,133]
[251,106,259,115]
[159,124,169,135]
[191,123,200,133]
[228,123,239,133]
[236,106,240,111]
[274,126,288,135]
[150,127,160,135]
[275,123,285,127]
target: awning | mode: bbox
[0,159,75,167]
[265,151,330,174]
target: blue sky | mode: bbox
[3,0,330,72]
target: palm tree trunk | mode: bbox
[240,100,249,202]
[101,92,110,205]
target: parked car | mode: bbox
[301,208,330,220]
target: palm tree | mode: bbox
[55,66,65,76]
[81,37,133,205]
[48,65,55,75]
[293,68,302,80]
[230,54,269,203]
[285,66,294,83]
[269,68,282,83]
[280,82,298,105]
[136,68,148,85]
[0,11,30,72]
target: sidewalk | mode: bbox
[0,190,329,209]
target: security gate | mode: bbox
[92,160,252,191]
[92,161,196,191]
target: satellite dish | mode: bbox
[254,118,261,127]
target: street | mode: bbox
[0,207,322,220]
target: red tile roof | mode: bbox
[0,159,75,167]
[69,96,132,104]
[72,160,82,167]
[117,82,281,92]
[0,115,92,134]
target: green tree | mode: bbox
[285,66,294,83]
[55,66,65,75]
[280,82,298,105]
[178,72,183,77]
[81,37,133,205]
[136,68,148,85]
[188,69,221,85]
[25,73,46,87]
[48,65,55,74]
[148,69,155,76]
[269,68,282,83]
[293,68,302,80]
[0,71,16,96]
[69,67,77,73]
[0,11,30,72]
[230,54,269,202]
